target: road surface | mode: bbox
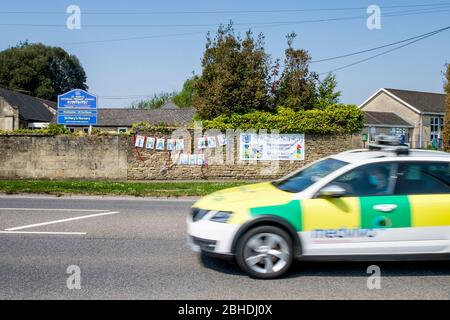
[0,195,449,300]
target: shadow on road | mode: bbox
[199,253,246,276]
[200,254,450,279]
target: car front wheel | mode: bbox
[236,226,293,279]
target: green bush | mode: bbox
[130,122,173,135]
[0,124,70,136]
[202,104,365,134]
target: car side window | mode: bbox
[325,163,395,197]
[394,162,450,195]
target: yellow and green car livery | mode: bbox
[187,148,450,278]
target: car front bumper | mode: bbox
[187,217,241,255]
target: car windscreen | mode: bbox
[272,158,348,193]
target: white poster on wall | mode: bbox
[179,154,189,165]
[197,137,207,149]
[189,154,197,165]
[217,134,227,146]
[155,138,165,150]
[145,137,155,149]
[207,136,217,148]
[135,135,145,148]
[239,133,305,161]
[175,139,185,151]
[166,139,176,151]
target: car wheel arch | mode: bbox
[231,215,302,257]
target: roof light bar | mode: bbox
[368,134,409,155]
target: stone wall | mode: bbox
[0,135,128,180]
[127,134,361,180]
[0,134,361,181]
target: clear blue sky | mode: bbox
[0,0,449,108]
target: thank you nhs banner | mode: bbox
[57,89,98,125]
[240,133,305,161]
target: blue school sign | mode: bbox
[57,89,98,125]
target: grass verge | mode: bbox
[0,180,251,197]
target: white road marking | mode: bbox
[5,211,120,231]
[0,231,86,235]
[0,208,106,212]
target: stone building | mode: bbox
[0,88,56,130]
[360,88,446,148]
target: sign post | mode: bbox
[57,89,98,131]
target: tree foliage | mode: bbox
[444,64,450,152]
[173,76,198,108]
[193,23,270,119]
[131,77,197,110]
[314,73,342,109]
[202,105,364,134]
[131,92,175,109]
[271,33,318,111]
[193,26,342,119]
[0,42,88,101]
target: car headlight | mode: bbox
[191,208,209,222]
[210,211,232,223]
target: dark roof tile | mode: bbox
[0,88,55,122]
[384,88,446,114]
[55,108,196,127]
[364,111,413,127]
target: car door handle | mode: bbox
[373,204,398,213]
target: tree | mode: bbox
[273,33,318,111]
[131,92,175,109]
[173,76,198,108]
[193,23,270,120]
[0,42,87,101]
[314,73,342,109]
[131,76,197,110]
[444,63,450,152]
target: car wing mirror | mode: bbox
[318,185,346,198]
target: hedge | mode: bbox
[0,124,70,136]
[202,105,365,134]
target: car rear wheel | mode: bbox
[236,226,293,279]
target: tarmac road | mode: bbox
[0,195,449,300]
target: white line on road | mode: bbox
[0,208,107,212]
[0,231,86,235]
[5,211,120,231]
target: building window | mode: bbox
[67,127,76,133]
[430,117,444,141]
[83,127,90,134]
[118,127,128,134]
[394,128,406,135]
[28,122,49,130]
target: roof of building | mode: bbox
[364,111,413,128]
[74,108,196,127]
[0,87,55,122]
[361,88,446,114]
[384,88,446,114]
[37,98,57,110]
